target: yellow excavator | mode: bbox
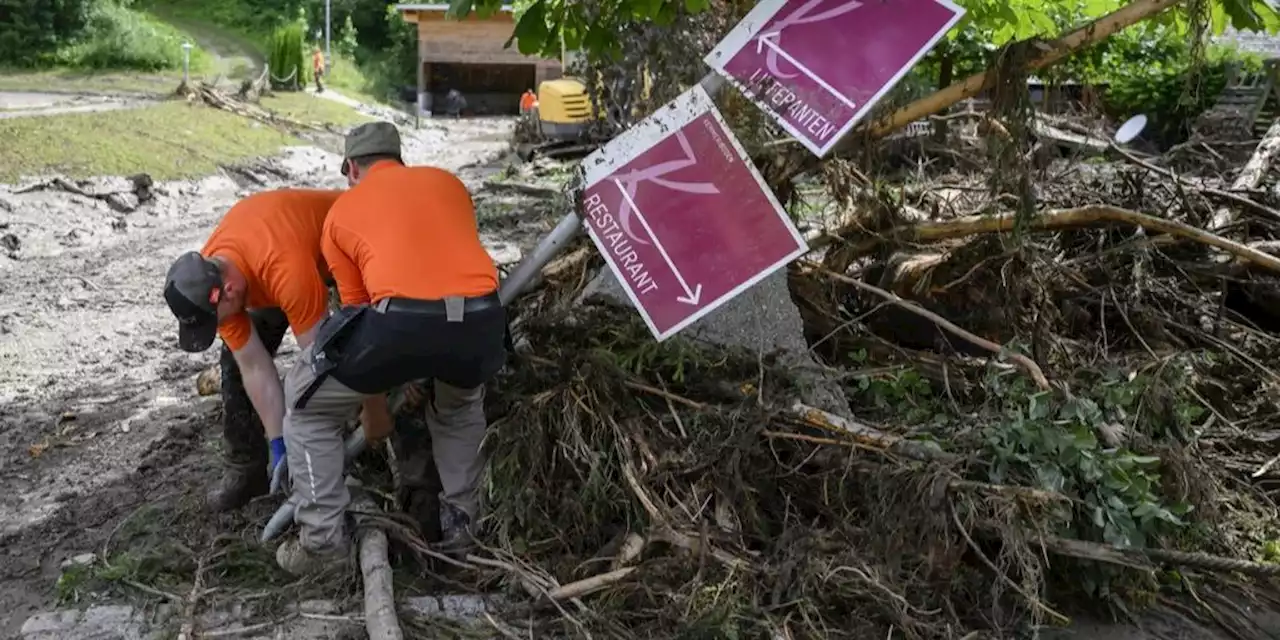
[528,78,594,142]
[518,47,651,160]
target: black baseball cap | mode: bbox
[163,251,223,352]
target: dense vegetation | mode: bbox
[133,0,420,98]
[0,0,210,71]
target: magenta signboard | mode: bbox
[705,0,965,157]
[579,85,808,341]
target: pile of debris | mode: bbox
[422,91,1280,638]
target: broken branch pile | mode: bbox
[414,83,1280,636]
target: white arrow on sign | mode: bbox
[756,31,857,110]
[612,178,703,306]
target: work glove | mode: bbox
[269,437,288,496]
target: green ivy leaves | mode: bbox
[482,0,1280,62]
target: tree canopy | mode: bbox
[434,0,1280,60]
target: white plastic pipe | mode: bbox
[261,428,368,542]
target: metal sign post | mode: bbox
[181,42,193,85]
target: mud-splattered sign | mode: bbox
[579,85,807,341]
[705,0,965,157]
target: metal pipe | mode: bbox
[495,73,725,307]
[261,428,368,543]
[324,0,332,75]
[498,209,583,305]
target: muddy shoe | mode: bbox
[275,538,350,576]
[206,466,269,513]
[438,502,475,561]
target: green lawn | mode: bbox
[0,100,302,182]
[260,91,373,127]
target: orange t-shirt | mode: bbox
[312,51,324,72]
[322,161,498,306]
[202,188,343,351]
[519,91,536,111]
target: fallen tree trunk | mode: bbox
[1210,118,1280,229]
[832,205,1280,274]
[351,487,404,640]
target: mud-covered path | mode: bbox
[0,117,517,636]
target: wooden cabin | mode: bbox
[395,3,563,115]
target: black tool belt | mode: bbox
[295,304,368,410]
[372,291,501,321]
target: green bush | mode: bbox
[267,23,310,89]
[51,2,209,71]
[0,0,95,66]
[1100,42,1262,145]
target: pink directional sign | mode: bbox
[705,0,965,157]
[580,85,807,341]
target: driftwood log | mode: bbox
[350,485,404,640]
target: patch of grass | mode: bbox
[260,91,372,127]
[142,4,263,80]
[0,100,301,182]
[323,54,389,106]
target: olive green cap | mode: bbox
[341,121,402,175]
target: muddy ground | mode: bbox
[0,113,572,637]
[0,92,157,119]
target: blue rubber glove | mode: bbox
[269,437,286,471]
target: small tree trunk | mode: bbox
[932,53,954,144]
[869,0,1182,139]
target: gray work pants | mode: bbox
[282,344,489,552]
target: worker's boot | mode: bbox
[208,388,270,512]
[391,386,445,542]
[438,502,475,561]
[207,460,269,512]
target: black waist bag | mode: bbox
[295,304,368,410]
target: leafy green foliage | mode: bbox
[0,0,94,66]
[1103,42,1261,143]
[842,349,1212,596]
[267,22,309,89]
[981,363,1201,553]
[337,14,358,58]
[471,0,1280,61]
[52,2,209,71]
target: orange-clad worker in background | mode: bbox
[312,47,325,93]
[519,88,537,114]
[161,188,342,513]
[273,122,505,575]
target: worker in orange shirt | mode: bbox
[275,121,505,574]
[312,46,325,93]
[519,88,537,114]
[162,188,342,513]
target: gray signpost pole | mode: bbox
[181,42,192,85]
